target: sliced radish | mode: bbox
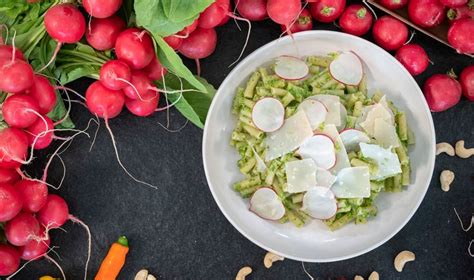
[329,52,363,86]
[337,103,347,132]
[252,98,285,132]
[339,129,370,152]
[274,56,309,80]
[298,134,336,170]
[297,99,328,130]
[249,187,286,220]
[302,187,337,220]
[309,95,341,126]
[316,167,337,188]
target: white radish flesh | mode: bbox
[329,52,363,86]
[252,98,285,132]
[309,95,341,126]
[274,56,309,80]
[297,99,327,130]
[302,187,337,220]
[339,129,370,152]
[298,134,336,170]
[249,188,286,220]
[315,167,337,188]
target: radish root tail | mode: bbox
[6,246,59,280]
[227,13,251,68]
[45,254,67,280]
[38,42,62,73]
[69,215,91,280]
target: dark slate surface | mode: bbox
[14,9,474,280]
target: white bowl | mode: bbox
[202,31,436,262]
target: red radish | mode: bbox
[0,128,28,169]
[0,244,20,276]
[0,59,34,93]
[198,0,230,28]
[447,6,474,23]
[378,0,408,10]
[268,0,302,28]
[440,0,467,8]
[460,65,474,101]
[85,81,125,119]
[42,4,86,71]
[236,0,268,21]
[125,95,159,117]
[395,44,429,76]
[302,187,337,219]
[19,229,50,261]
[281,8,313,34]
[25,116,54,150]
[37,194,69,229]
[329,52,363,85]
[5,212,41,246]
[339,129,370,152]
[249,187,285,220]
[339,4,373,36]
[100,60,132,90]
[0,45,25,61]
[448,18,474,54]
[83,0,123,18]
[297,99,328,130]
[274,56,309,80]
[424,73,462,112]
[217,4,232,26]
[179,27,217,76]
[178,19,199,36]
[309,0,346,23]
[143,56,168,81]
[25,75,57,115]
[0,168,20,185]
[0,183,23,222]
[15,180,48,213]
[123,70,159,100]
[372,16,408,51]
[86,15,126,51]
[164,35,183,50]
[251,98,285,132]
[2,94,40,128]
[408,0,445,28]
[299,134,336,170]
[115,28,155,70]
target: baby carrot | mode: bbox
[95,236,129,280]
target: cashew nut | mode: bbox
[368,271,379,280]
[354,275,364,280]
[436,142,455,156]
[235,266,252,280]
[263,252,284,268]
[440,170,455,192]
[394,250,415,272]
[455,140,474,158]
[135,269,157,280]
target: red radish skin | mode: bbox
[408,0,446,28]
[5,212,41,246]
[0,128,29,169]
[424,74,462,112]
[25,116,54,150]
[372,16,408,51]
[37,194,69,229]
[125,95,159,117]
[198,1,229,29]
[0,244,20,276]
[86,81,125,119]
[309,0,346,23]
[143,56,168,81]
[44,4,86,43]
[123,71,159,100]
[83,0,123,18]
[0,168,21,185]
[440,0,467,8]
[236,0,268,21]
[19,231,50,261]
[115,28,155,70]
[25,75,57,115]
[86,15,126,51]
[447,6,474,23]
[395,44,429,76]
[100,60,132,91]
[0,45,25,61]
[179,27,218,76]
[0,183,23,222]
[164,35,183,50]
[268,0,302,27]
[0,59,34,93]
[339,4,373,36]
[178,19,199,36]
[2,94,40,128]
[15,180,48,213]
[448,18,474,54]
[378,0,408,10]
[460,65,474,101]
[281,8,313,34]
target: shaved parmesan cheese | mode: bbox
[265,111,313,161]
[297,99,327,130]
[319,124,351,174]
[373,118,400,148]
[316,168,337,188]
[248,142,267,172]
[302,187,337,219]
[331,166,371,198]
[285,159,317,193]
[309,95,341,126]
[359,103,393,136]
[360,143,402,180]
